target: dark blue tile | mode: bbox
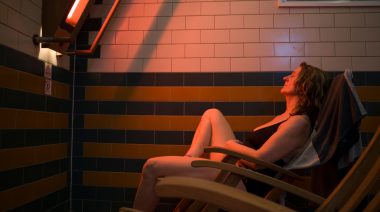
[3,89,26,109]
[72,170,83,185]
[214,73,243,86]
[0,88,3,107]
[75,101,98,114]
[0,44,5,65]
[83,200,111,212]
[365,102,380,116]
[0,168,23,190]
[74,57,87,72]
[46,97,63,112]
[24,164,44,183]
[125,159,145,173]
[97,187,125,201]
[99,101,126,114]
[12,199,43,212]
[124,188,137,202]
[26,92,46,111]
[244,72,273,86]
[44,160,61,177]
[98,129,125,143]
[184,73,213,86]
[1,130,25,148]
[184,131,195,145]
[125,130,154,144]
[274,72,290,86]
[4,45,44,76]
[43,189,60,211]
[98,73,126,86]
[156,73,183,86]
[97,158,124,171]
[45,130,61,145]
[274,102,286,115]
[74,157,97,170]
[60,158,69,172]
[52,66,72,84]
[351,71,366,86]
[245,102,274,116]
[25,129,45,146]
[126,102,154,115]
[60,129,71,142]
[126,73,155,86]
[366,72,380,86]
[74,129,97,142]
[155,131,184,144]
[74,114,84,128]
[72,185,97,199]
[155,102,183,115]
[75,73,99,86]
[74,86,85,100]
[185,102,213,115]
[215,102,244,115]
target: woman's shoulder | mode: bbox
[280,114,311,132]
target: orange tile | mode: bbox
[361,116,380,133]
[0,108,17,128]
[18,72,44,94]
[0,173,67,211]
[53,81,71,100]
[0,66,19,89]
[83,171,141,188]
[16,110,38,128]
[357,86,380,102]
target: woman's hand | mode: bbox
[236,159,257,170]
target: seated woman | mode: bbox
[133,62,329,212]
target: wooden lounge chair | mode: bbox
[155,125,380,212]
[171,69,368,211]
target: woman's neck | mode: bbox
[284,95,299,115]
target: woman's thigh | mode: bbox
[144,156,219,180]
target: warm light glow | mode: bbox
[66,0,89,27]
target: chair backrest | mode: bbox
[284,69,367,171]
[317,126,380,211]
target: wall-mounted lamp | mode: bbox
[33,0,120,56]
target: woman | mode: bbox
[133,62,329,211]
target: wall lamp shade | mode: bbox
[33,0,120,55]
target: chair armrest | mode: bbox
[191,160,325,205]
[204,146,300,179]
[156,176,296,212]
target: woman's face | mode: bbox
[280,66,302,95]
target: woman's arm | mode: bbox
[224,115,311,167]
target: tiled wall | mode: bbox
[73,0,380,211]
[0,0,72,211]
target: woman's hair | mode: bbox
[293,62,330,125]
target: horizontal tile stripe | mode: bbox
[0,143,68,171]
[1,129,70,149]
[75,101,380,116]
[85,86,284,102]
[84,86,380,102]
[0,108,69,129]
[0,172,67,211]
[83,171,140,188]
[0,66,71,100]
[1,159,68,191]
[84,114,379,133]
[83,143,188,159]
[1,88,71,113]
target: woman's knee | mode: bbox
[142,158,160,179]
[203,108,223,119]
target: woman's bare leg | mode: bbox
[185,108,236,161]
[133,156,220,212]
